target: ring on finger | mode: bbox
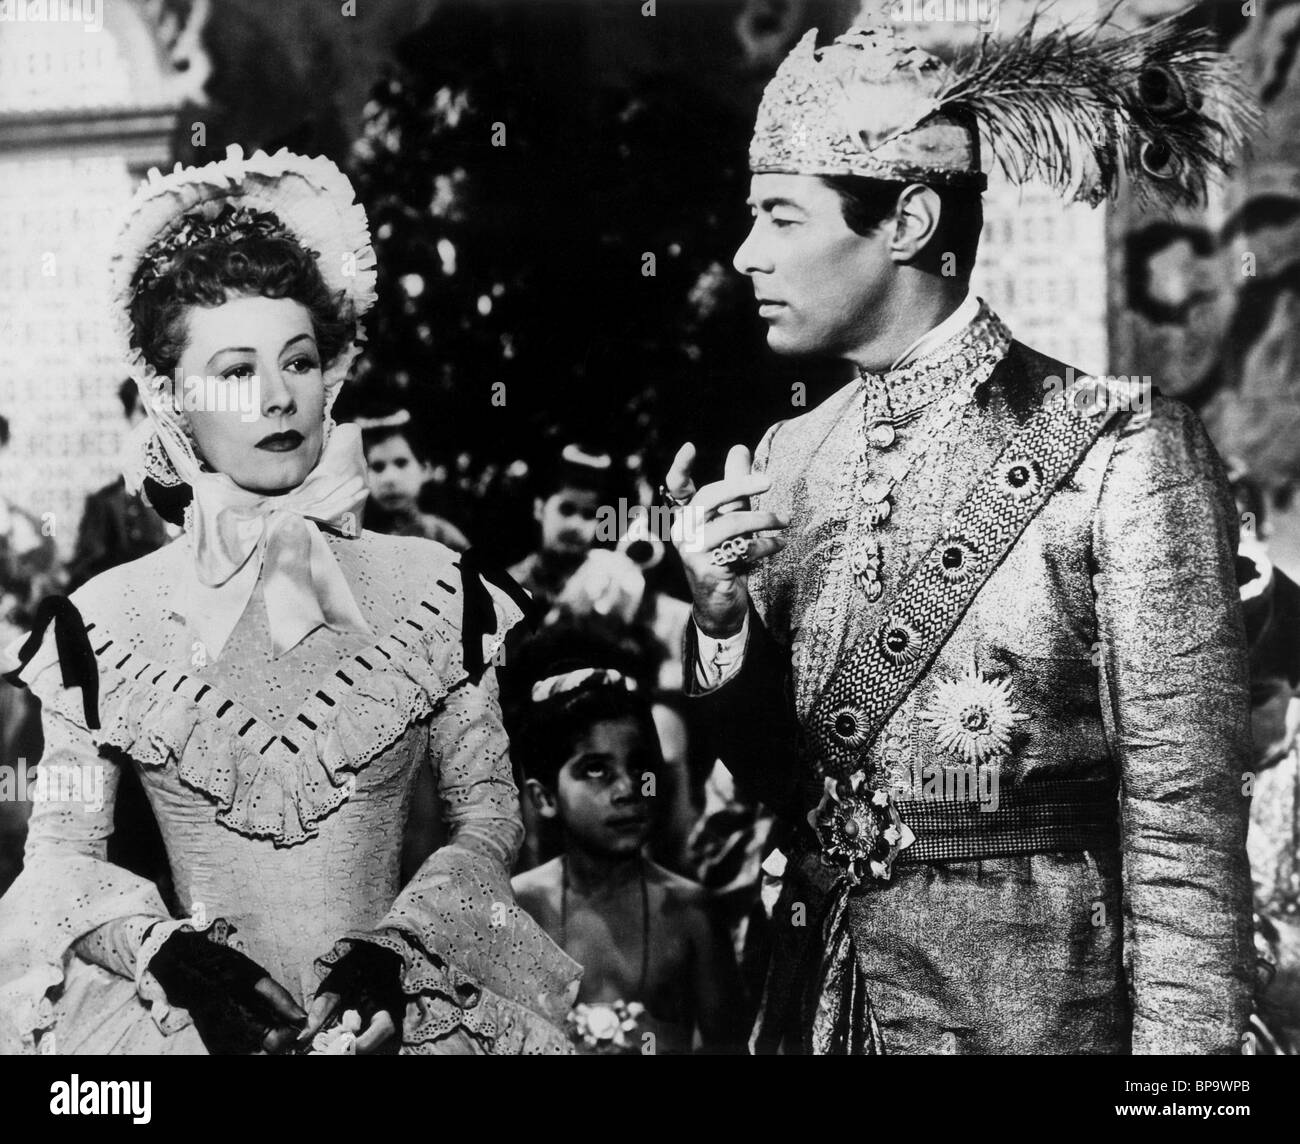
[657,484,691,510]
[709,536,751,567]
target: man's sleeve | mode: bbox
[682,603,801,821]
[1094,400,1256,1055]
[680,420,801,820]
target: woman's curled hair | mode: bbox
[128,205,353,378]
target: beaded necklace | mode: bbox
[848,305,1013,602]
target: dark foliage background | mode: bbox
[335,1,842,558]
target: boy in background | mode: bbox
[509,630,746,1054]
[358,410,469,550]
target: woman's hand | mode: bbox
[301,940,406,1054]
[146,927,306,1055]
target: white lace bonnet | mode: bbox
[108,144,378,495]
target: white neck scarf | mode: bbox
[175,423,372,661]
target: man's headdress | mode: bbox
[751,7,1260,208]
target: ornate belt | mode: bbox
[805,776,1119,885]
[894,778,1119,865]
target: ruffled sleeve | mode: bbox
[0,622,177,1053]
[319,554,581,1054]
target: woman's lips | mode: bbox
[256,430,305,453]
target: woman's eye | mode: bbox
[771,217,798,229]
[284,355,319,373]
[222,364,256,380]
[581,764,608,780]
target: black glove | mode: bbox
[148,928,304,1055]
[314,940,406,1048]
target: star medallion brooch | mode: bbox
[919,661,1027,766]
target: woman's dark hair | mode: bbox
[819,175,984,280]
[128,207,353,378]
[0,413,9,448]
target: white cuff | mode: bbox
[693,613,749,691]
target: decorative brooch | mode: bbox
[567,1001,646,1053]
[918,661,1026,766]
[808,769,915,885]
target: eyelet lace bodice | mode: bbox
[0,530,580,1054]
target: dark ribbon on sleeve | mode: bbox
[457,549,537,684]
[3,595,100,730]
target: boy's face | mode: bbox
[366,434,430,513]
[535,484,602,560]
[532,715,655,857]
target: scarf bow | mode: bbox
[182,424,372,660]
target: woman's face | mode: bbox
[175,295,326,494]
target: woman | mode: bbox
[0,146,579,1054]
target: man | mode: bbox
[665,15,1259,1054]
[66,381,171,592]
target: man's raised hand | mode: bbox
[664,442,787,638]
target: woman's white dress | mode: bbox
[0,529,580,1054]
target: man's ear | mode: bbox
[888,184,942,266]
[525,777,558,819]
[532,497,546,525]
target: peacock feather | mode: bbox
[924,4,1262,208]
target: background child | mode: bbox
[508,631,747,1054]
[358,409,470,550]
[507,443,613,614]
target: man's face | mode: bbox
[536,484,601,560]
[550,716,655,857]
[734,173,895,358]
[366,434,429,513]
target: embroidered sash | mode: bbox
[808,386,1125,779]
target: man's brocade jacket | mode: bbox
[689,333,1256,1055]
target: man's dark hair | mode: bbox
[0,413,9,448]
[128,210,351,378]
[820,175,984,280]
